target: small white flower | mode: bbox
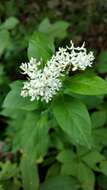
[67,41,95,71]
[20,41,94,103]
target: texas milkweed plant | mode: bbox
[2,24,107,190]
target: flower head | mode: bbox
[20,41,94,103]
[67,41,95,71]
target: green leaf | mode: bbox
[52,95,92,148]
[68,93,104,110]
[41,176,78,190]
[100,160,107,176]
[57,150,77,176]
[11,111,49,162]
[91,110,107,128]
[48,21,69,39]
[61,160,78,177]
[93,128,107,146]
[77,162,95,190]
[38,18,69,40]
[0,30,10,55]
[97,51,107,73]
[64,74,107,95]
[7,112,38,152]
[23,113,49,162]
[82,150,105,171]
[20,155,39,190]
[58,157,95,190]
[57,149,76,163]
[1,107,24,119]
[50,126,72,150]
[38,18,51,33]
[46,163,61,178]
[0,17,19,30]
[28,32,55,62]
[3,81,38,111]
[0,161,18,181]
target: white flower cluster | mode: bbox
[20,41,94,103]
[67,41,94,71]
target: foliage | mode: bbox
[0,1,107,190]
